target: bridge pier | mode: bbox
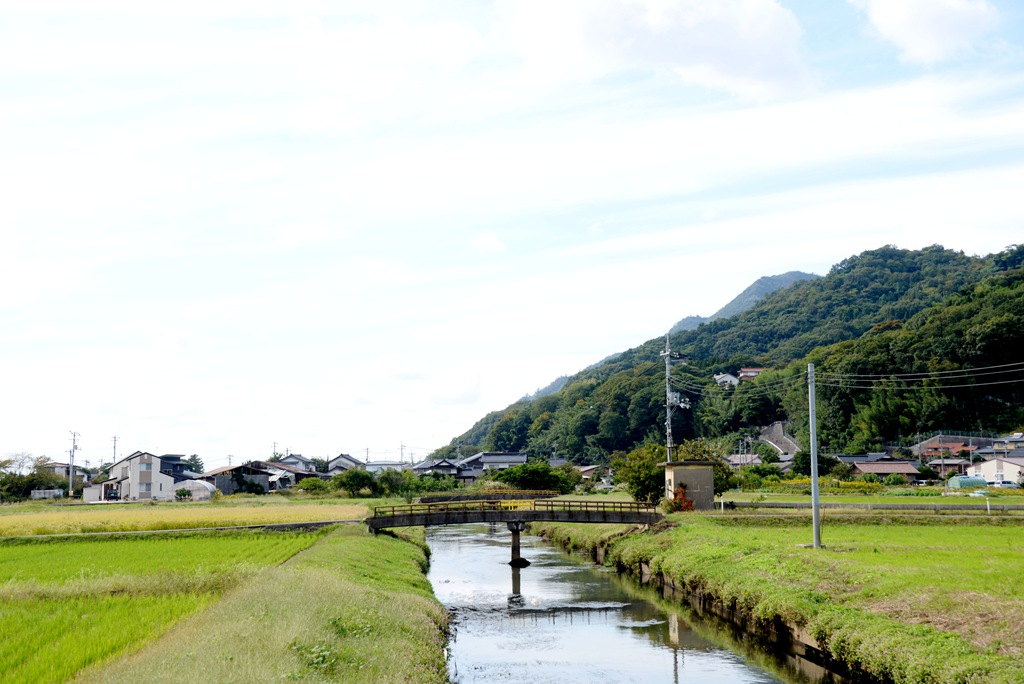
[507,520,531,567]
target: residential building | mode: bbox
[326,452,365,475]
[364,460,410,474]
[970,458,1024,485]
[85,452,202,502]
[853,461,920,482]
[713,373,739,388]
[412,458,459,478]
[737,367,765,380]
[277,453,316,472]
[39,462,91,483]
[201,463,272,495]
[453,452,528,484]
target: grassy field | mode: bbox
[533,514,1024,684]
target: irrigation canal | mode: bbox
[426,523,850,684]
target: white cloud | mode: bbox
[850,0,1000,65]
[469,233,508,254]
[495,0,807,98]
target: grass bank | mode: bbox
[78,525,449,684]
[533,515,1024,684]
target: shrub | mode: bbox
[664,486,694,513]
[174,488,192,502]
[296,478,331,493]
[884,473,907,486]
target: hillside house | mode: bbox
[737,368,765,380]
[412,458,459,478]
[713,373,739,388]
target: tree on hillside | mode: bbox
[611,443,665,505]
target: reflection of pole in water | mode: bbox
[508,565,524,608]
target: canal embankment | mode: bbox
[532,514,1024,684]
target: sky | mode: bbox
[2,1,1023,471]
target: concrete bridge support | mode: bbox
[507,520,531,567]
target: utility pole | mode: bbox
[273,441,277,459]
[68,432,80,499]
[660,334,688,461]
[400,443,405,463]
[808,364,822,548]
[112,436,118,464]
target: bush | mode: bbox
[296,478,331,493]
[174,488,192,502]
[884,473,907,486]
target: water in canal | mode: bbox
[427,523,844,684]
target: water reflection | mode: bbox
[427,523,811,684]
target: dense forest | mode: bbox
[433,245,1024,464]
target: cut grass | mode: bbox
[533,515,1024,684]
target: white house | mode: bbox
[85,452,201,502]
[970,458,1024,485]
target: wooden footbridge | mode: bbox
[367,499,661,530]
[366,499,662,566]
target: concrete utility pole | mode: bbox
[808,364,822,548]
[660,334,688,461]
[68,432,80,499]
[112,435,118,464]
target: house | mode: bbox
[412,458,459,478]
[970,458,1024,485]
[277,453,316,472]
[853,461,920,482]
[201,463,272,495]
[737,368,765,380]
[326,452,365,476]
[249,460,328,489]
[575,464,607,480]
[454,452,528,484]
[39,462,91,483]
[726,454,762,469]
[713,373,739,388]
[993,433,1024,453]
[364,460,410,474]
[84,452,203,502]
[926,458,970,477]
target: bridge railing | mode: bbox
[371,499,658,518]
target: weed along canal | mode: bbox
[426,523,848,684]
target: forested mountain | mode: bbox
[669,270,818,333]
[435,245,1024,463]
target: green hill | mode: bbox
[436,245,1023,463]
[669,271,818,333]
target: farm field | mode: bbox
[0,495,449,684]
[534,514,1024,684]
[0,496,371,536]
[0,529,328,683]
